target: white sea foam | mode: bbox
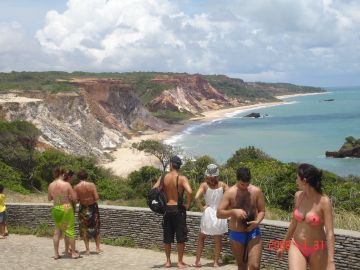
[165,101,300,144]
[225,101,297,118]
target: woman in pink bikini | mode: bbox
[277,163,336,270]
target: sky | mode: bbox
[1,0,360,87]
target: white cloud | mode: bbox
[0,0,359,85]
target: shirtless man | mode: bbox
[152,156,193,268]
[48,168,80,259]
[217,168,265,270]
[74,170,102,255]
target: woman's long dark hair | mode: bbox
[298,163,323,193]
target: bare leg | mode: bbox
[4,224,8,235]
[95,234,103,254]
[53,229,61,259]
[164,243,172,267]
[64,237,70,256]
[0,224,5,238]
[177,242,188,268]
[230,239,246,270]
[213,235,222,267]
[288,242,307,270]
[309,248,327,270]
[68,237,80,258]
[246,237,262,270]
[83,235,90,255]
[194,233,206,267]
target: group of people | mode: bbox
[47,168,102,259]
[153,156,336,270]
[1,156,336,270]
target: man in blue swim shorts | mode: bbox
[217,168,265,270]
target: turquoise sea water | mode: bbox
[166,87,360,176]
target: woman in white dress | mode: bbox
[194,164,229,267]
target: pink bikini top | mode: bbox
[293,193,322,226]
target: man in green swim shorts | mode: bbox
[48,168,80,259]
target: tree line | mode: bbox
[0,121,359,215]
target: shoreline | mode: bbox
[101,91,327,177]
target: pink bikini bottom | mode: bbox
[292,238,326,258]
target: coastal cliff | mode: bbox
[0,78,168,159]
[0,72,324,159]
[148,75,240,114]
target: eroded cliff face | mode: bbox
[148,75,240,114]
[0,79,168,159]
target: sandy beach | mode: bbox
[101,92,326,177]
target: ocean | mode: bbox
[165,86,360,176]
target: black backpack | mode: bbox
[147,175,167,215]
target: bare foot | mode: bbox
[164,261,172,268]
[71,252,81,259]
[53,255,61,260]
[213,262,220,267]
[85,250,90,256]
[96,249,104,254]
[192,262,202,267]
[177,262,189,269]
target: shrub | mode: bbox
[128,166,162,198]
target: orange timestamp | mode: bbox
[267,239,325,251]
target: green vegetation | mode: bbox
[1,121,359,230]
[203,75,276,100]
[152,110,194,124]
[102,236,136,247]
[132,140,181,172]
[8,222,53,237]
[0,71,76,92]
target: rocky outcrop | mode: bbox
[326,137,360,158]
[244,112,261,118]
[148,75,240,114]
[0,79,168,159]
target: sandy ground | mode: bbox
[101,100,289,177]
[0,93,42,103]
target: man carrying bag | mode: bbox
[151,156,193,268]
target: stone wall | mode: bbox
[6,203,360,269]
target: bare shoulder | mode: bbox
[320,194,332,206]
[200,182,207,189]
[295,190,303,197]
[219,181,226,188]
[180,174,189,184]
[226,185,237,196]
[64,181,72,189]
[250,184,262,194]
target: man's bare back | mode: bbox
[74,181,99,206]
[48,179,75,205]
[163,171,187,206]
